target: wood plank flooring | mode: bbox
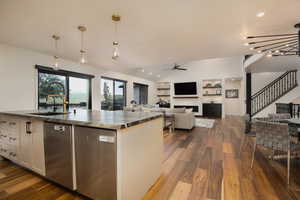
[1,116,300,199]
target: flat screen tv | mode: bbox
[174,82,197,95]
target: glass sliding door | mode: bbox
[37,65,93,111]
[114,80,126,110]
[69,77,90,110]
[38,72,66,111]
[101,78,114,110]
[101,77,126,111]
[133,83,148,105]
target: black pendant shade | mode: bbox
[245,23,300,57]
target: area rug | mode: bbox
[195,118,215,128]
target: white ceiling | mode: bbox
[0,0,300,80]
[248,55,300,73]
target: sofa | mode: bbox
[124,105,195,130]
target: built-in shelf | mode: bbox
[173,96,199,99]
[202,86,222,89]
[203,94,222,96]
[157,82,171,101]
[157,95,170,97]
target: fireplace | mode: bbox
[174,105,199,113]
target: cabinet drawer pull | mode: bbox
[9,122,16,126]
[26,122,32,134]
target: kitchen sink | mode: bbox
[29,112,70,116]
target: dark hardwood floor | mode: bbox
[1,116,300,200]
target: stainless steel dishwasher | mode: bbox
[44,122,74,190]
[74,126,117,200]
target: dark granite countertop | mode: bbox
[0,110,163,130]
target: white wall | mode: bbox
[252,71,300,118]
[251,72,283,95]
[0,43,156,111]
[224,80,243,116]
[159,56,245,116]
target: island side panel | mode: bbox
[117,117,163,200]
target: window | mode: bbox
[133,83,148,104]
[101,77,126,110]
[37,65,93,111]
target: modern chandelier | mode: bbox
[112,14,121,60]
[244,23,300,57]
[52,34,60,70]
[78,25,87,64]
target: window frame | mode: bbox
[36,65,94,110]
[101,76,127,110]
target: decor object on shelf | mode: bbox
[78,26,87,64]
[216,89,222,95]
[204,83,212,88]
[225,89,239,98]
[214,83,222,88]
[112,14,121,60]
[244,23,300,57]
[52,35,60,70]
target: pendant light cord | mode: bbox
[81,31,84,51]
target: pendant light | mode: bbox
[244,22,300,57]
[52,35,60,70]
[78,26,87,64]
[112,14,121,60]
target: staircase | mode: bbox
[251,70,298,116]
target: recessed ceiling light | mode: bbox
[149,72,153,75]
[157,75,161,78]
[141,69,145,72]
[256,12,265,18]
[257,50,262,53]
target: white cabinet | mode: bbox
[19,118,45,176]
[0,116,19,160]
[30,120,45,175]
[0,115,45,176]
[19,119,33,168]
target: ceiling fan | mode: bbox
[172,63,188,71]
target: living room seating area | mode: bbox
[124,105,196,130]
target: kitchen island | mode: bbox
[0,110,164,200]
